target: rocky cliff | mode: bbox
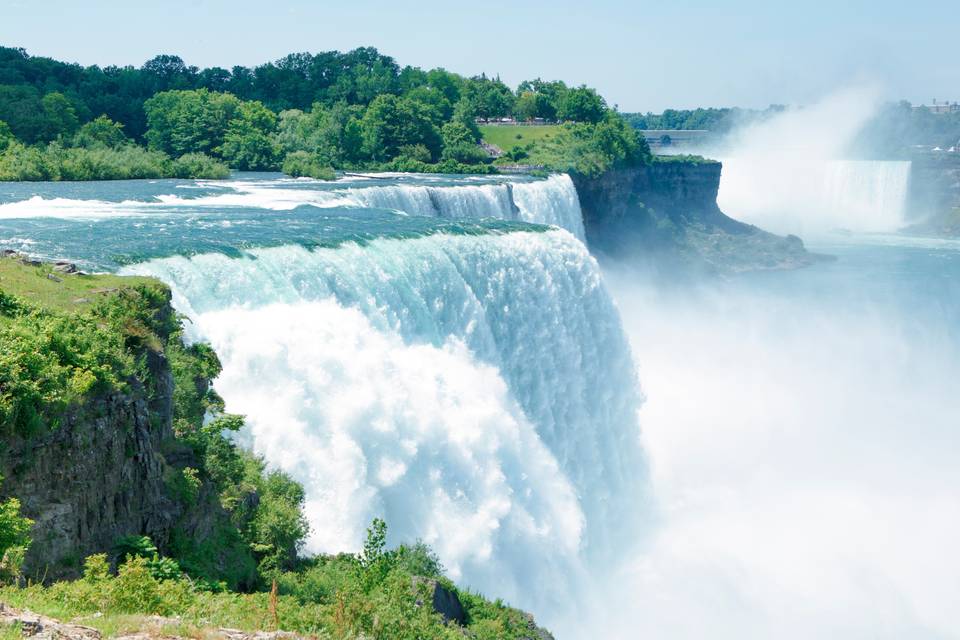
[572,159,816,273]
[0,266,244,583]
[906,153,960,235]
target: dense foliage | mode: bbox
[621,106,784,132]
[494,114,651,177]
[0,476,32,584]
[0,520,545,640]
[852,100,960,157]
[0,283,173,435]
[0,45,646,179]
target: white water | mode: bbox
[0,174,587,240]
[126,229,644,616]
[719,159,911,235]
[708,87,913,235]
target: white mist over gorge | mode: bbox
[712,88,914,236]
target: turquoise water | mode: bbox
[0,173,554,269]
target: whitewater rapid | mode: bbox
[125,229,644,613]
[0,173,586,241]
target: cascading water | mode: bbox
[822,160,911,231]
[718,158,912,235]
[125,228,644,616]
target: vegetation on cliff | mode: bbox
[0,256,551,639]
[487,115,651,177]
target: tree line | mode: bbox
[0,46,646,180]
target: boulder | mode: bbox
[412,577,466,625]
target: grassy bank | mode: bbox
[479,125,560,152]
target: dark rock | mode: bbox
[46,274,63,283]
[53,261,78,274]
[20,258,42,267]
[571,161,820,274]
[0,297,248,585]
[412,577,466,625]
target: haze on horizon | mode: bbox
[1,0,957,113]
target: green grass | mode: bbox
[479,125,560,153]
[0,256,159,317]
[0,623,22,640]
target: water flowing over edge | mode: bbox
[0,174,587,241]
[123,229,645,619]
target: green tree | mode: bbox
[361,94,441,162]
[557,86,607,123]
[39,92,80,141]
[0,120,13,151]
[277,102,364,167]
[441,119,487,164]
[72,115,128,149]
[144,89,241,157]
[403,85,452,125]
[462,75,515,120]
[514,91,547,122]
[219,100,281,170]
[0,84,44,143]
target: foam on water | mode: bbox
[125,230,644,616]
[0,174,587,240]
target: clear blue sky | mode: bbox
[1,0,956,112]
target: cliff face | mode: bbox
[572,160,815,273]
[0,285,233,582]
[2,367,176,576]
[907,153,960,234]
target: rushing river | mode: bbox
[2,172,958,639]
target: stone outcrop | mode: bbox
[412,577,466,625]
[571,160,818,273]
[0,604,306,640]
[0,292,231,583]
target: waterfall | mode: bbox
[822,160,911,231]
[125,228,643,614]
[718,158,912,235]
[324,175,585,240]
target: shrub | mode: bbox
[171,153,230,179]
[0,475,32,584]
[281,151,335,180]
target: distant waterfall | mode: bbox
[822,161,911,231]
[718,158,912,235]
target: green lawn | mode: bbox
[479,125,560,153]
[0,255,160,316]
